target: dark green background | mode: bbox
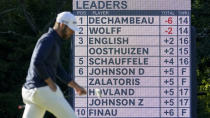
[0,0,209,118]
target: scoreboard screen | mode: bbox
[72,0,195,117]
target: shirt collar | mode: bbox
[48,28,63,45]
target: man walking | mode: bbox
[22,11,86,118]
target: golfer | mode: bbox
[21,11,86,118]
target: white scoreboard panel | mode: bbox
[72,0,195,118]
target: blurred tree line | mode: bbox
[192,0,210,117]
[0,0,209,118]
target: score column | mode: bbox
[74,14,88,117]
[160,12,178,117]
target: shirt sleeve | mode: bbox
[56,60,73,84]
[33,37,54,80]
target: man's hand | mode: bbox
[68,80,87,96]
[75,86,87,96]
[45,78,57,92]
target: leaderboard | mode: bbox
[73,0,193,118]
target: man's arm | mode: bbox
[33,37,58,91]
[56,61,86,95]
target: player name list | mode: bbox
[73,10,191,118]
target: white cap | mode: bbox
[56,12,79,31]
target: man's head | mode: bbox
[53,12,79,40]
